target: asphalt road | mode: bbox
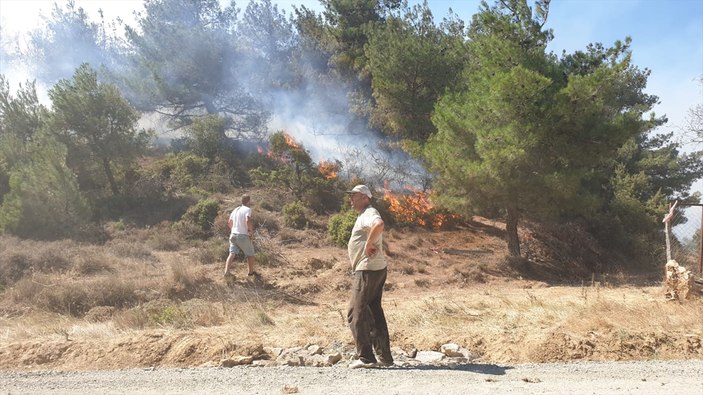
[2,360,703,395]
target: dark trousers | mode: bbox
[347,268,393,363]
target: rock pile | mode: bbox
[214,342,477,368]
[665,260,703,300]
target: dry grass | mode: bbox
[378,284,703,362]
[0,221,702,371]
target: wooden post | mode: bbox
[663,201,678,264]
[665,220,672,262]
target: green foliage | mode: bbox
[0,77,49,205]
[186,115,242,173]
[0,76,47,143]
[687,98,702,145]
[327,208,357,247]
[238,0,298,91]
[142,150,240,197]
[0,132,91,239]
[176,198,220,239]
[282,200,308,229]
[187,115,228,159]
[149,152,209,193]
[155,304,191,328]
[321,0,396,79]
[683,228,701,253]
[365,2,466,142]
[423,0,684,260]
[48,64,152,197]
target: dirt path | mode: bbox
[2,360,703,395]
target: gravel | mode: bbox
[2,360,703,395]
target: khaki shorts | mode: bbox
[229,234,255,257]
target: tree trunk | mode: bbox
[506,202,521,257]
[102,156,119,196]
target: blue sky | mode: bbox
[0,0,701,153]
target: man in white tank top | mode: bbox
[224,194,257,278]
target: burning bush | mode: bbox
[383,187,461,229]
[250,131,342,214]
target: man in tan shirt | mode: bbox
[345,185,393,368]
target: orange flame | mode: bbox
[383,185,459,229]
[318,160,338,180]
[282,132,301,149]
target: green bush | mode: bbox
[149,152,208,192]
[0,133,91,239]
[328,209,358,247]
[176,198,220,239]
[282,201,308,229]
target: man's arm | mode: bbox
[364,218,384,257]
[246,215,253,235]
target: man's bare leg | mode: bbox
[246,255,256,275]
[224,253,236,276]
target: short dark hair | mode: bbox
[241,194,251,205]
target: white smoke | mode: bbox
[266,83,430,191]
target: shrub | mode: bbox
[163,262,212,300]
[282,201,307,229]
[172,220,207,240]
[259,200,275,211]
[254,209,280,233]
[106,240,156,261]
[156,152,209,191]
[34,277,140,316]
[175,198,220,239]
[0,239,75,286]
[328,209,357,247]
[91,277,140,308]
[155,304,192,329]
[73,251,116,275]
[191,238,228,265]
[0,252,34,286]
[186,198,220,231]
[37,283,90,316]
[147,226,182,251]
[10,277,44,303]
[212,209,231,239]
[255,250,275,267]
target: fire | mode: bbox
[318,160,338,180]
[257,131,304,163]
[282,132,301,149]
[383,186,459,229]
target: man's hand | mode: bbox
[365,243,378,257]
